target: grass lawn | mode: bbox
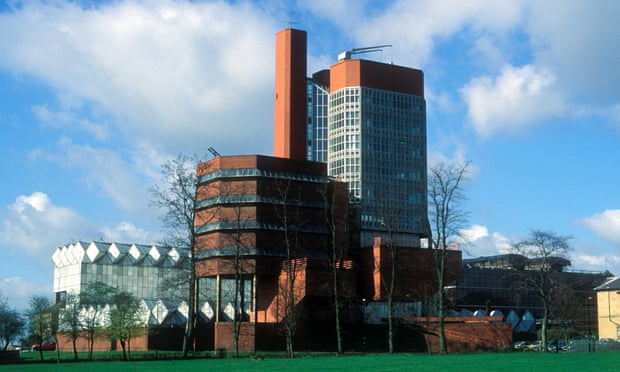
[4,352,620,371]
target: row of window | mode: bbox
[196,194,328,210]
[199,276,253,322]
[199,168,331,185]
[195,220,329,235]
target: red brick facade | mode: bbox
[407,317,513,352]
[195,154,353,351]
[56,331,149,352]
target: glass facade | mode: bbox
[307,80,330,162]
[52,241,194,326]
[53,242,190,301]
[322,85,427,247]
[199,276,254,322]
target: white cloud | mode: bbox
[0,277,51,311]
[526,1,620,105]
[0,1,278,155]
[460,224,489,242]
[571,251,620,275]
[100,221,158,244]
[32,104,109,141]
[1,191,159,259]
[305,0,619,140]
[461,64,567,137]
[1,192,95,258]
[0,192,164,308]
[579,209,620,246]
[575,254,615,268]
[30,137,160,217]
[458,225,513,258]
[342,0,524,67]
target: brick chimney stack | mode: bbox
[274,28,307,160]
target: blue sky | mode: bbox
[1,0,619,309]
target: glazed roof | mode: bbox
[52,241,190,268]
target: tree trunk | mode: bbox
[437,253,447,354]
[387,232,396,354]
[72,336,78,360]
[333,266,342,355]
[541,301,549,352]
[437,288,446,354]
[89,331,94,361]
[120,339,127,360]
[127,336,132,360]
[388,296,394,354]
[183,269,197,357]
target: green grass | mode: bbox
[5,352,620,371]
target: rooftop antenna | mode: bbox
[284,11,298,28]
[338,44,393,63]
[208,147,221,158]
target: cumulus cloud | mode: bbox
[460,224,489,242]
[330,0,524,67]
[579,209,620,246]
[458,224,512,257]
[1,192,96,258]
[0,1,278,155]
[525,1,620,104]
[304,0,620,140]
[574,253,620,270]
[0,191,160,260]
[461,64,567,137]
[100,221,158,244]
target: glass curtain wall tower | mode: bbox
[308,58,427,248]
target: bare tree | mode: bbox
[511,230,572,351]
[428,161,470,354]
[321,181,350,355]
[150,153,203,357]
[381,208,400,355]
[271,179,306,358]
[549,283,581,347]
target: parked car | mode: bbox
[525,341,541,351]
[32,342,56,351]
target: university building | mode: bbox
[193,28,461,352]
[52,241,195,350]
[51,28,461,353]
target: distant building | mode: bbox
[594,276,620,340]
[451,254,607,339]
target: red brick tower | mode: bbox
[273,28,307,160]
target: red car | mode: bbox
[32,342,56,351]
